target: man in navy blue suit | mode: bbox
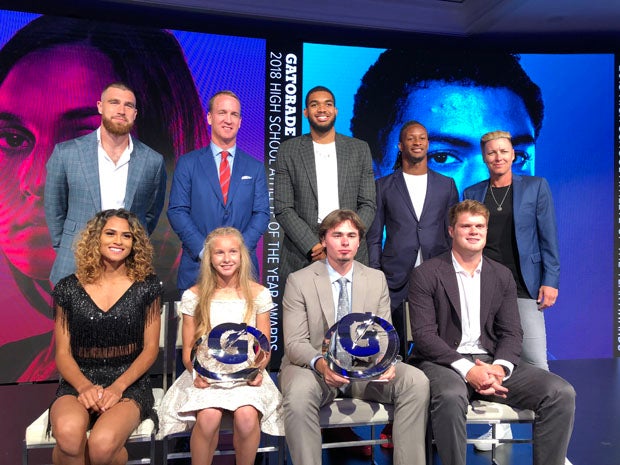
[168,90,269,290]
[367,121,458,354]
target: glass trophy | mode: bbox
[322,312,401,380]
[192,322,270,383]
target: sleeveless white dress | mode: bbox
[157,288,284,438]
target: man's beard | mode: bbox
[102,115,134,136]
[309,117,335,134]
[406,153,427,165]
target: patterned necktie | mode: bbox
[336,277,350,322]
[219,150,230,204]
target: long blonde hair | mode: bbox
[192,227,255,343]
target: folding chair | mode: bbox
[161,301,285,464]
[22,305,169,465]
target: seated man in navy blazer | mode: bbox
[168,90,269,290]
[45,82,166,285]
[408,200,574,465]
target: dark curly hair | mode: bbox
[75,209,154,284]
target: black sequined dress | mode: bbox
[51,274,162,422]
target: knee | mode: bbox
[282,382,321,417]
[553,379,576,410]
[234,406,259,436]
[52,420,87,457]
[194,408,223,437]
[397,366,430,403]
[431,384,468,417]
[87,431,122,465]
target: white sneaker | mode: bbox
[472,423,512,452]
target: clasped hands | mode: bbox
[77,383,124,413]
[310,243,326,262]
[465,359,509,398]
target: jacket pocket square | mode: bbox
[241,175,253,180]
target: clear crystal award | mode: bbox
[322,312,401,380]
[192,322,270,383]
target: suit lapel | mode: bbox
[300,135,318,200]
[198,146,225,205]
[227,150,246,204]
[420,170,436,221]
[313,262,336,328]
[437,255,462,323]
[470,181,488,202]
[78,134,101,210]
[125,142,144,208]
[335,134,349,206]
[479,258,494,326]
[394,171,418,221]
[511,174,523,215]
[351,263,366,314]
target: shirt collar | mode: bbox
[326,260,354,284]
[451,252,483,276]
[210,141,236,158]
[96,127,133,156]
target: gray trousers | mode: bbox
[518,298,549,370]
[279,362,430,465]
[415,354,575,465]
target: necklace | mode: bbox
[489,183,511,211]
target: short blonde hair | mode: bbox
[480,130,512,153]
[448,200,489,228]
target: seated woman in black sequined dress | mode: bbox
[48,209,162,465]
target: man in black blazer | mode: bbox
[408,200,574,465]
[274,86,376,285]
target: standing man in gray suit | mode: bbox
[45,82,166,285]
[280,209,429,465]
[274,86,376,284]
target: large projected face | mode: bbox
[0,44,112,278]
[380,81,536,193]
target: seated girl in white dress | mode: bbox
[158,227,284,464]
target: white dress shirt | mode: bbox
[313,141,339,223]
[97,127,132,210]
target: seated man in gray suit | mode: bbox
[409,200,575,465]
[280,209,429,465]
[45,82,166,285]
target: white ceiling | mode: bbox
[109,0,620,36]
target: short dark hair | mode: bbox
[318,209,366,241]
[305,85,336,108]
[351,49,544,167]
[448,200,490,228]
[392,120,426,170]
